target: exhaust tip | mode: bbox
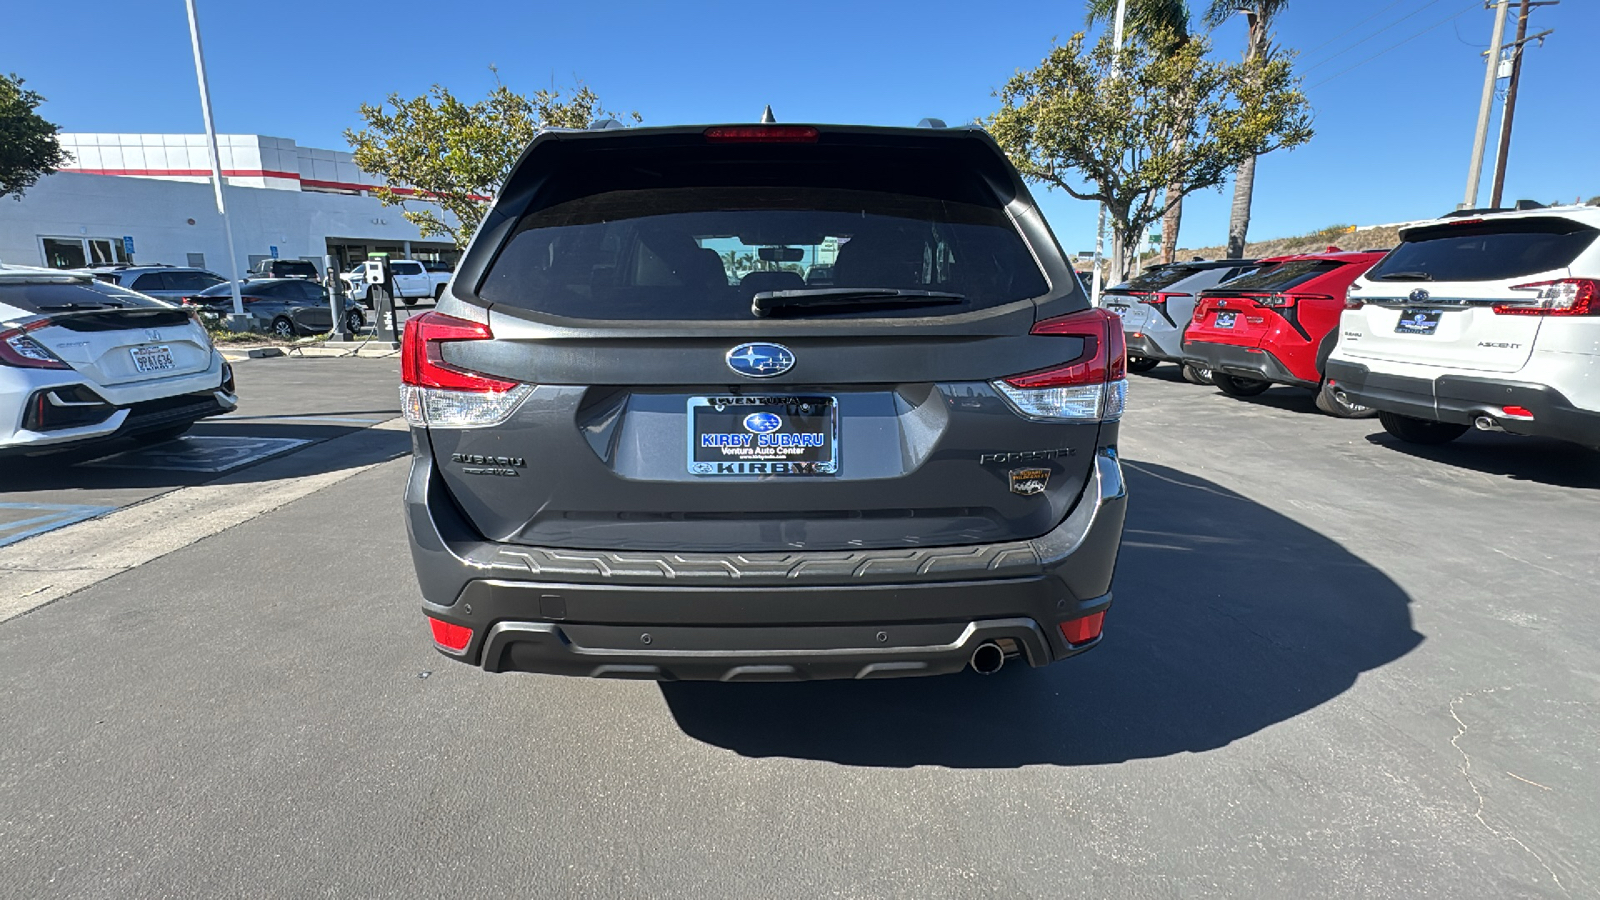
[1474,415,1502,432]
[970,642,1005,675]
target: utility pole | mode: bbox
[1488,0,1557,208]
[1090,0,1128,306]
[1463,0,1511,210]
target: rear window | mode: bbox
[0,279,170,314]
[1109,265,1200,293]
[480,150,1049,320]
[274,260,318,276]
[1213,260,1341,292]
[1368,217,1598,283]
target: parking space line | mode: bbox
[0,503,116,549]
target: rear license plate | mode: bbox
[130,345,175,373]
[1395,309,1443,335]
[1214,312,1237,329]
[1106,304,1129,316]
[689,396,837,476]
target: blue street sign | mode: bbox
[122,236,135,256]
[269,245,279,259]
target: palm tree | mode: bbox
[1087,0,1194,265]
[1205,0,1290,258]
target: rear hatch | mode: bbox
[414,125,1117,553]
[1188,257,1343,349]
[1102,265,1193,332]
[1,279,212,386]
[1341,215,1599,373]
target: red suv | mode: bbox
[1181,250,1385,417]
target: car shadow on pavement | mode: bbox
[660,460,1422,767]
[1362,431,1600,490]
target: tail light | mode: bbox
[1495,279,1599,316]
[427,617,473,653]
[1146,292,1190,306]
[992,308,1127,421]
[704,125,819,143]
[400,311,531,428]
[0,321,70,370]
[1345,296,1365,310]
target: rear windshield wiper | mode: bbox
[752,288,965,317]
[1371,271,1433,281]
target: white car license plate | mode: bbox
[131,345,175,373]
[1106,304,1129,316]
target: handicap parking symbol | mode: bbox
[80,436,311,473]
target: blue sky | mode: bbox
[10,0,1595,255]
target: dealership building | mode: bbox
[0,132,461,276]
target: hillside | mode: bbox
[1172,223,1405,261]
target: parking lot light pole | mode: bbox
[1090,0,1128,307]
[184,0,248,332]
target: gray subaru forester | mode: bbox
[402,123,1127,681]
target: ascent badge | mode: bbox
[1009,467,1051,496]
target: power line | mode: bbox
[1309,0,1484,89]
[1301,0,1454,74]
[1297,0,1414,64]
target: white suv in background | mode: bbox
[1325,204,1600,449]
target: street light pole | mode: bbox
[184,0,248,332]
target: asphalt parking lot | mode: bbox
[1,359,1596,898]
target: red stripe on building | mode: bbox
[66,167,303,180]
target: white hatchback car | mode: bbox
[1325,205,1599,448]
[0,266,236,455]
[1104,259,1261,380]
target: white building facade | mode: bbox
[0,132,462,275]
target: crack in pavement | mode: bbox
[1448,688,1568,896]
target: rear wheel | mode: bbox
[1211,372,1271,397]
[270,317,297,338]
[1180,363,1213,385]
[434,284,447,300]
[1127,356,1160,373]
[1315,378,1378,419]
[401,295,418,307]
[1379,411,1469,445]
[344,308,365,333]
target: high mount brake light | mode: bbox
[1495,279,1599,317]
[992,309,1127,421]
[703,125,819,143]
[400,312,530,428]
[0,321,70,370]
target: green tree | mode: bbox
[0,74,70,201]
[346,75,638,248]
[1087,0,1195,264]
[1205,0,1291,258]
[989,32,1311,282]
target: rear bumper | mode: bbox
[407,438,1127,681]
[1126,331,1182,363]
[1326,359,1600,447]
[0,359,236,455]
[1181,339,1317,389]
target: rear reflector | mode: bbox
[428,617,473,652]
[993,309,1126,421]
[1060,612,1105,646]
[1501,405,1534,419]
[704,125,819,143]
[401,312,532,428]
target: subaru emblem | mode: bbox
[743,412,783,434]
[1408,288,1430,303]
[726,342,795,378]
